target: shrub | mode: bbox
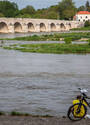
[84,21,90,27]
[88,39,90,45]
[64,37,72,44]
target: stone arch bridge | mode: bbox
[0,18,83,33]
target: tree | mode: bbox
[0,13,5,17]
[86,1,89,11]
[20,5,35,15]
[77,6,86,11]
[58,0,77,20]
[84,20,90,27]
[0,1,19,17]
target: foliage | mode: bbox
[71,26,90,31]
[11,111,30,116]
[88,39,90,45]
[77,6,86,11]
[0,13,4,17]
[58,0,77,20]
[86,1,90,11]
[4,43,90,54]
[10,32,90,42]
[0,0,18,17]
[20,5,35,15]
[64,38,72,44]
[84,21,90,27]
[0,0,90,20]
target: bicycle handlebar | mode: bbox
[78,88,90,99]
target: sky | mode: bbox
[1,0,89,9]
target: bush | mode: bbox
[84,21,90,27]
[88,39,90,45]
[64,37,72,44]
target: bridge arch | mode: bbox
[60,23,66,30]
[40,23,46,32]
[50,23,56,32]
[14,22,22,33]
[28,23,35,32]
[0,22,8,33]
[68,23,71,29]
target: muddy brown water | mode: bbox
[0,48,90,116]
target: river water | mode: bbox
[0,48,90,116]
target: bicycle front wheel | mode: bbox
[67,103,87,121]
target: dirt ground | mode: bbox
[0,116,89,125]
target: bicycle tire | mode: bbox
[67,103,87,121]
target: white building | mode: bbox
[74,11,90,22]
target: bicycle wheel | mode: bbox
[67,103,87,121]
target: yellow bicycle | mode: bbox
[67,88,90,121]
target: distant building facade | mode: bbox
[74,11,90,22]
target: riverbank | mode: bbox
[0,116,89,125]
[0,32,90,41]
[3,43,90,54]
[71,27,90,31]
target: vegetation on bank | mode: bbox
[5,32,90,42]
[71,27,90,31]
[3,43,90,54]
[1,32,90,54]
[0,111,53,117]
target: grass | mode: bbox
[1,32,90,42]
[10,111,53,117]
[11,111,30,116]
[0,111,53,117]
[3,43,90,54]
[71,26,90,31]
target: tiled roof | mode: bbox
[77,11,90,15]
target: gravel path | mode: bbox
[0,116,89,125]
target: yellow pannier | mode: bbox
[72,99,87,117]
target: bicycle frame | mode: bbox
[82,96,90,108]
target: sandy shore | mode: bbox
[0,116,89,125]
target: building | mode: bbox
[74,11,90,22]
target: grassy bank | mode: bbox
[0,111,53,117]
[4,43,90,54]
[11,32,90,41]
[71,27,90,31]
[1,32,90,42]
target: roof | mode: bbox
[76,11,90,15]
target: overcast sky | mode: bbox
[2,0,89,9]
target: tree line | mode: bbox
[0,0,90,20]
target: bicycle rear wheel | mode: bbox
[67,103,87,121]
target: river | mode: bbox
[0,48,90,116]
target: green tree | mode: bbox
[77,6,86,11]
[84,21,90,27]
[20,5,35,15]
[0,13,5,17]
[86,1,90,11]
[0,1,19,17]
[58,0,76,20]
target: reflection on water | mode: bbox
[0,48,90,116]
